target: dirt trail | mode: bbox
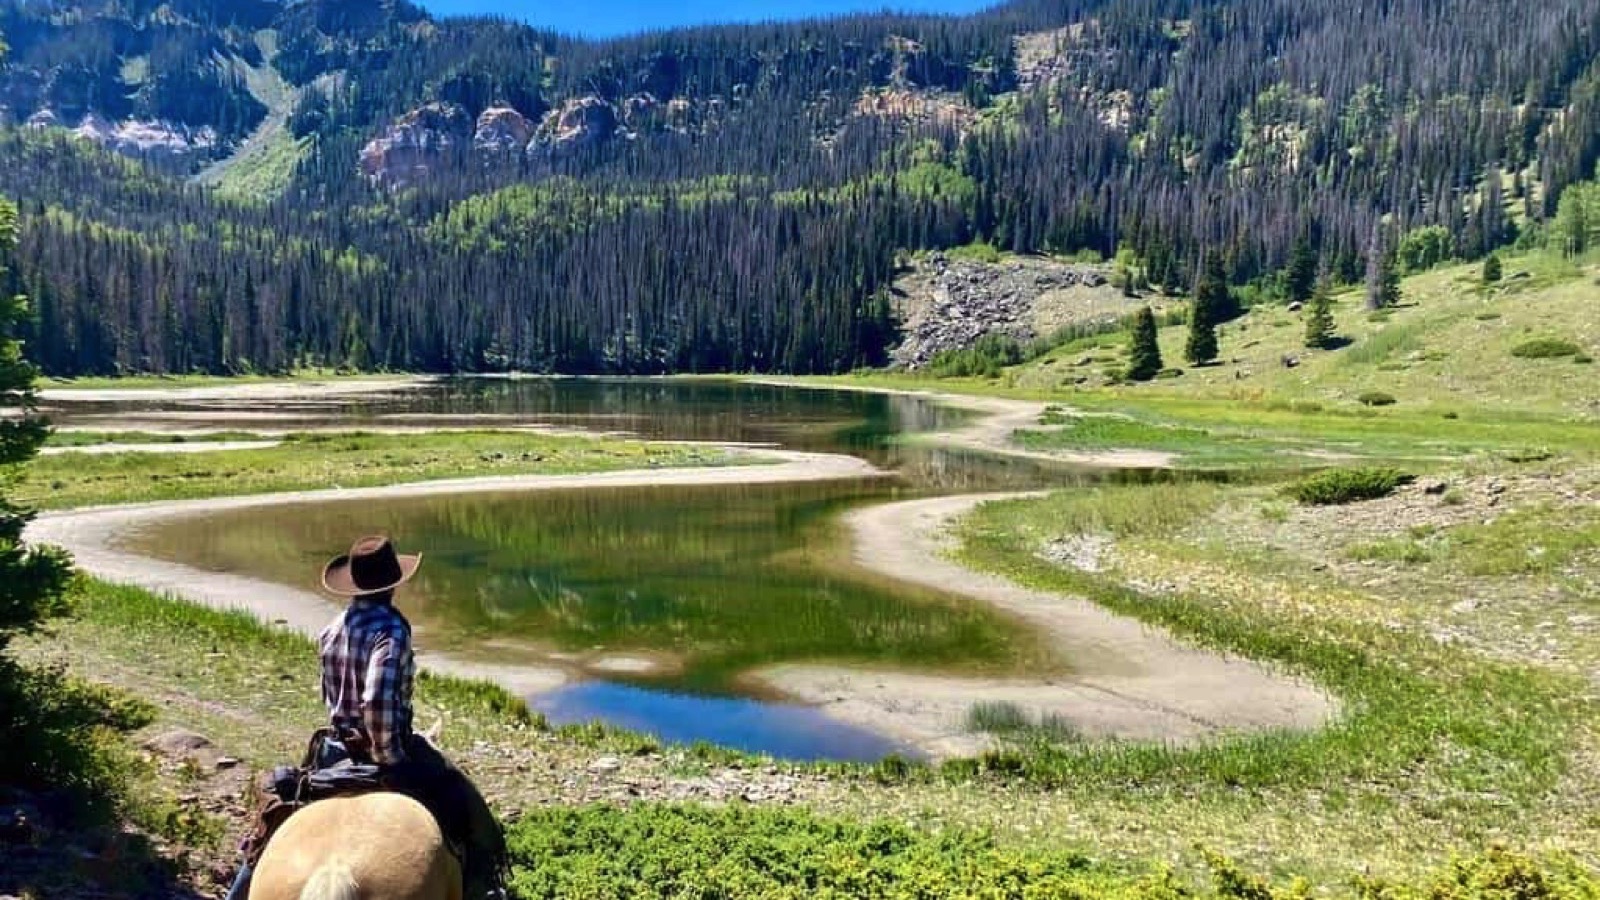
[37,377,426,404]
[755,494,1336,758]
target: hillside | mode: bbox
[1013,253,1600,419]
[1,0,1600,377]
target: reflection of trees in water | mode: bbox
[140,481,1050,692]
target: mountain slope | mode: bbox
[1,0,1599,377]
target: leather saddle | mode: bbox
[240,728,389,866]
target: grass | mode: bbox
[966,701,1082,744]
[939,484,1594,870]
[18,431,746,509]
[38,370,409,391]
[44,430,268,448]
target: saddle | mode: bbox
[240,728,452,867]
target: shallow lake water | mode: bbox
[68,379,1148,760]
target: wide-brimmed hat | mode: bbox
[322,536,422,597]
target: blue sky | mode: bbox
[417,1,998,38]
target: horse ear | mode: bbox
[421,719,443,745]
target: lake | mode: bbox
[55,379,1135,760]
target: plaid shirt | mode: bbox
[318,599,415,765]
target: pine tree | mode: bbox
[1303,281,1337,349]
[1482,253,1503,283]
[1285,234,1318,304]
[1125,306,1163,381]
[1185,255,1225,365]
[1365,229,1401,310]
[0,195,79,798]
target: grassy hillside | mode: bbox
[1018,252,1597,418]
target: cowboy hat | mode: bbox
[322,535,422,597]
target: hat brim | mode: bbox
[321,553,423,597]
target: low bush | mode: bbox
[1358,390,1398,407]
[504,805,1597,900]
[1289,467,1413,505]
[925,333,1023,378]
[1510,338,1584,359]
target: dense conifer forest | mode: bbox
[0,0,1597,375]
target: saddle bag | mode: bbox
[241,729,386,866]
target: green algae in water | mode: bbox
[129,480,1057,694]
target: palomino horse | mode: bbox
[248,792,462,900]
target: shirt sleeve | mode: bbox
[361,628,411,765]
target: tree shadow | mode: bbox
[1319,336,1355,350]
[2,792,216,900]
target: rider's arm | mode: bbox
[362,629,411,765]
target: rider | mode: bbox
[227,535,508,900]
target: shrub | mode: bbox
[945,240,1002,265]
[925,333,1023,378]
[1290,467,1413,505]
[1358,390,1398,407]
[1482,253,1503,283]
[1510,338,1584,359]
[504,806,1597,900]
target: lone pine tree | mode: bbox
[1126,306,1164,381]
[1304,282,1337,349]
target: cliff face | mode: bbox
[22,110,221,162]
[358,102,475,186]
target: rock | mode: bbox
[1281,354,1300,368]
[1423,480,1450,495]
[24,108,59,130]
[359,102,474,186]
[533,96,619,155]
[215,756,241,770]
[889,255,1122,369]
[587,756,623,774]
[473,106,534,155]
[144,729,213,757]
[1450,598,1482,614]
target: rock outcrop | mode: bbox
[890,252,1127,369]
[25,109,220,160]
[358,101,473,185]
[473,105,535,155]
[533,95,619,155]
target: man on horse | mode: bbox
[227,536,509,900]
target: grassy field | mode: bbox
[18,431,745,509]
[930,462,1599,874]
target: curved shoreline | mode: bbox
[748,378,1178,469]
[753,494,1336,759]
[25,449,881,698]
